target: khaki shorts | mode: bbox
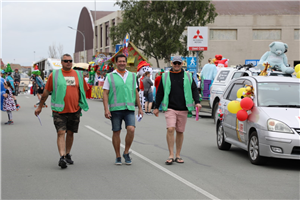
[164,109,188,132]
[53,109,81,133]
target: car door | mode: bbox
[235,79,253,145]
[222,79,245,140]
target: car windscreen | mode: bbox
[258,82,300,107]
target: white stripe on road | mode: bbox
[85,125,221,200]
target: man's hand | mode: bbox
[195,103,202,111]
[153,108,159,117]
[105,110,111,119]
[35,107,42,116]
[138,108,143,118]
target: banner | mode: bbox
[91,86,103,99]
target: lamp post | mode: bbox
[68,26,86,63]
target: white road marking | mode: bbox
[85,125,221,200]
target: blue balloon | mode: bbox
[1,77,6,111]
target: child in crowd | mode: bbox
[3,81,16,125]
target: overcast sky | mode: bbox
[1,0,120,66]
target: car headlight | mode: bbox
[267,119,293,133]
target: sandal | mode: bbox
[165,158,174,165]
[175,157,184,163]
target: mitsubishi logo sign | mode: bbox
[193,30,203,39]
[187,27,208,51]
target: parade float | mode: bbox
[89,33,151,100]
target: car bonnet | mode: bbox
[259,107,300,128]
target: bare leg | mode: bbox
[166,127,175,158]
[148,102,153,113]
[57,130,66,156]
[112,130,121,158]
[124,126,135,154]
[175,131,184,159]
[66,130,74,155]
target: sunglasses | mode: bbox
[173,61,182,65]
[62,60,73,63]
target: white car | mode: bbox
[200,65,260,123]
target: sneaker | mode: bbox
[4,121,13,125]
[148,112,153,115]
[58,156,68,169]
[65,153,74,164]
[123,153,132,165]
[115,157,122,165]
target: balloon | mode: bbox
[237,110,248,121]
[240,97,254,110]
[295,64,300,73]
[297,71,300,79]
[237,88,246,98]
[227,100,242,114]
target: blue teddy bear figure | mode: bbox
[258,41,294,75]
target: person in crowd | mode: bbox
[142,71,154,115]
[34,53,89,169]
[0,69,5,82]
[3,81,16,125]
[103,54,143,165]
[153,56,202,165]
[5,65,20,110]
[13,68,20,94]
[32,73,46,107]
[200,58,218,81]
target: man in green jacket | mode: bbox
[34,54,89,169]
[103,54,143,165]
[153,56,202,165]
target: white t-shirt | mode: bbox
[103,70,138,90]
[84,77,89,83]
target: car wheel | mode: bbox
[213,101,219,124]
[248,131,265,165]
[217,122,231,150]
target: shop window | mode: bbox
[253,29,281,40]
[210,29,237,40]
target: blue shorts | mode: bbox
[145,91,153,103]
[110,110,135,132]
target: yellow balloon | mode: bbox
[236,88,246,98]
[227,100,242,114]
[296,71,300,79]
[295,64,300,73]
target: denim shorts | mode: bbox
[110,110,135,132]
[145,91,153,103]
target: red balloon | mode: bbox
[240,97,254,110]
[237,110,248,121]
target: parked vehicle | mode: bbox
[216,76,300,164]
[200,64,259,123]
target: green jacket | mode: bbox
[51,69,89,112]
[107,72,136,111]
[161,71,194,112]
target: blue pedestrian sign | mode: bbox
[245,59,260,66]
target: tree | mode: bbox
[48,43,64,59]
[110,0,217,68]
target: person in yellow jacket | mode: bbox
[103,54,143,165]
[34,54,89,169]
[153,56,202,165]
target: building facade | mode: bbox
[74,1,300,69]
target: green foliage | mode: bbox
[110,0,217,68]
